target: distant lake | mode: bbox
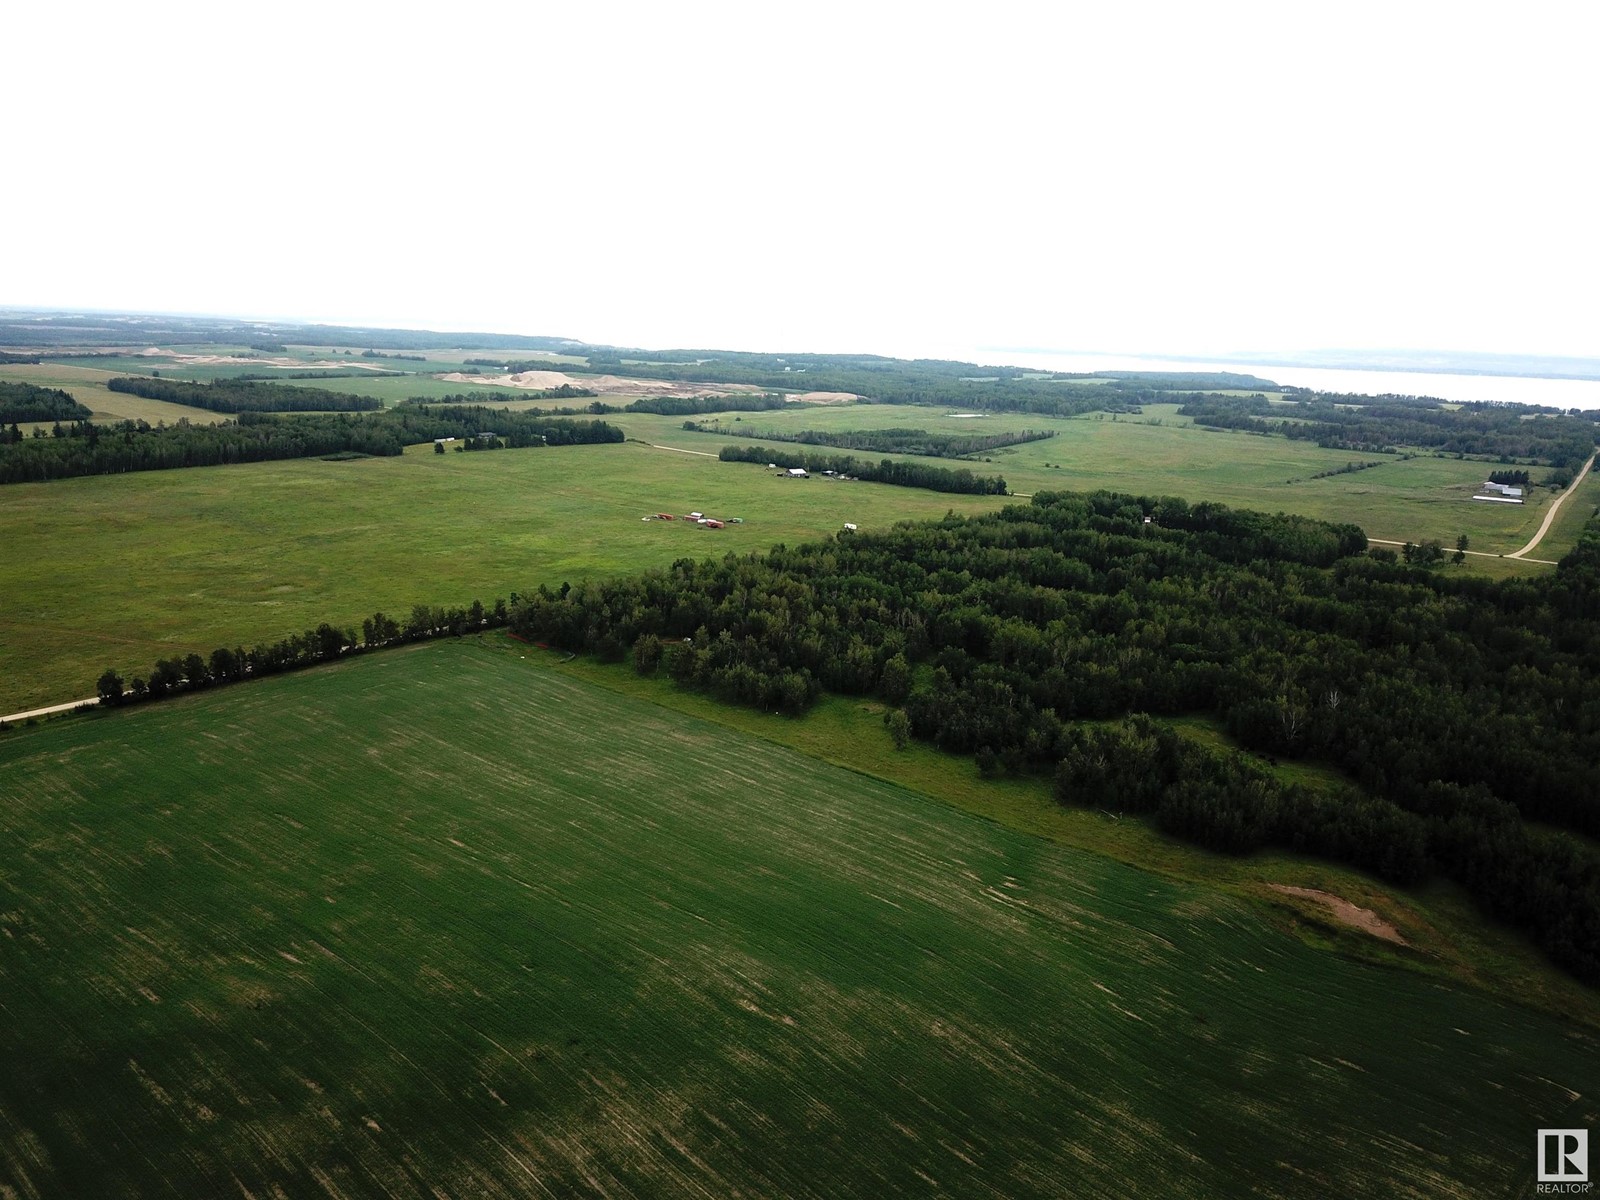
[970,351,1600,411]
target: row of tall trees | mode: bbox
[1179,394,1599,468]
[1488,468,1532,486]
[432,384,596,403]
[505,491,1600,980]
[0,405,623,483]
[688,423,1054,458]
[106,376,382,413]
[95,599,513,709]
[718,444,1009,494]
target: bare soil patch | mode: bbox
[1269,885,1408,946]
[136,349,387,371]
[440,370,763,400]
[785,391,860,404]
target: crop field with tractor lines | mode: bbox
[0,640,1595,1197]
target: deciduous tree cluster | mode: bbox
[1179,393,1599,468]
[107,376,383,413]
[688,423,1054,459]
[0,405,623,483]
[718,444,1008,494]
[0,382,92,423]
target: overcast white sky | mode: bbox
[7,2,1597,360]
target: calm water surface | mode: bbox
[965,351,1600,411]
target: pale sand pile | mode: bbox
[439,370,769,400]
[1269,885,1408,945]
[137,349,387,371]
[784,391,860,404]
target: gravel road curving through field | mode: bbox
[1507,448,1596,559]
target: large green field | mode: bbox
[0,640,1593,1198]
[7,350,1572,554]
[0,366,1577,713]
[623,403,1564,552]
[0,443,1009,713]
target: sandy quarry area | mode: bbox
[783,391,860,404]
[439,370,775,400]
[137,349,389,371]
[1269,885,1408,945]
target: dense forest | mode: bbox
[1179,393,1600,473]
[718,443,1009,495]
[614,392,789,416]
[0,404,623,483]
[463,357,575,372]
[0,381,92,423]
[687,423,1054,458]
[433,385,596,403]
[504,492,1600,982]
[107,376,383,413]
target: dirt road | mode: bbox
[1508,449,1596,559]
[644,443,719,457]
[1,697,97,724]
[1367,448,1596,565]
[1364,539,1556,566]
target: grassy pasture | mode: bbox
[6,360,1568,557]
[622,403,1556,552]
[0,640,1595,1198]
[0,443,1007,713]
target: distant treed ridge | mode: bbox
[477,351,1163,414]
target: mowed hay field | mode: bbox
[0,443,1008,713]
[0,640,1594,1198]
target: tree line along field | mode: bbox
[0,442,1011,714]
[0,639,1594,1199]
